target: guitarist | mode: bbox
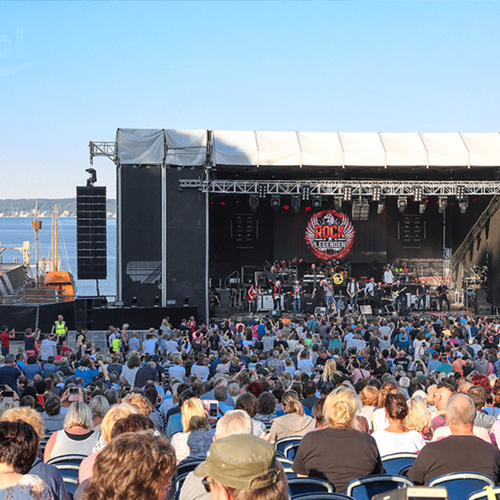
[292,281,303,315]
[415,279,427,311]
[273,280,282,312]
[247,281,261,314]
[346,276,360,310]
[392,280,406,312]
[435,280,451,312]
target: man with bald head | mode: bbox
[408,393,500,485]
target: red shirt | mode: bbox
[1,331,10,349]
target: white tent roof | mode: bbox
[115,129,500,168]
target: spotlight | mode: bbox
[154,296,160,307]
[184,296,190,306]
[291,196,301,214]
[100,297,108,308]
[334,196,343,211]
[270,195,281,210]
[249,196,259,213]
[438,196,448,213]
[457,185,465,200]
[343,185,352,202]
[372,186,381,202]
[419,201,427,214]
[86,168,97,187]
[301,184,311,201]
[258,184,267,198]
[352,198,370,220]
[312,196,322,209]
[131,296,138,307]
[397,197,407,213]
[377,201,385,214]
[414,186,423,203]
[458,196,469,214]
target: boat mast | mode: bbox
[53,205,59,272]
[32,202,42,287]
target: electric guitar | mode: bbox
[392,287,407,300]
[247,289,261,302]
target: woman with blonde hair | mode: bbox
[269,390,315,441]
[293,386,382,494]
[78,403,138,483]
[81,431,176,500]
[170,397,215,463]
[44,401,99,462]
[321,359,344,387]
[405,396,433,441]
[359,385,379,431]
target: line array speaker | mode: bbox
[76,186,107,280]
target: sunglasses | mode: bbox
[201,478,212,493]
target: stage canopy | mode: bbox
[115,129,500,168]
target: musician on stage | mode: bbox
[365,277,376,303]
[415,279,427,311]
[392,279,406,312]
[435,280,451,312]
[383,265,394,297]
[247,281,261,314]
[273,280,282,311]
[292,281,303,315]
[346,276,360,309]
[323,280,337,312]
[267,265,277,285]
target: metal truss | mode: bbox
[89,141,117,164]
[179,179,500,197]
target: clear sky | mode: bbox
[1,1,500,199]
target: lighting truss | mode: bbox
[89,141,117,164]
[178,179,500,197]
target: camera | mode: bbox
[69,387,80,394]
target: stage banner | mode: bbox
[305,210,355,260]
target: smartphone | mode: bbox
[69,387,80,394]
[2,390,14,402]
[209,402,218,418]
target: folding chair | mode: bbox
[288,477,334,498]
[428,472,495,500]
[381,453,418,476]
[346,474,414,500]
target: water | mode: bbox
[0,217,116,297]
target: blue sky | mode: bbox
[1,1,499,199]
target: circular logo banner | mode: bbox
[305,210,355,260]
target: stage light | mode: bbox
[270,195,281,210]
[220,201,226,206]
[291,196,301,214]
[459,196,469,214]
[457,185,465,200]
[377,201,385,214]
[397,197,407,213]
[184,296,190,306]
[334,196,343,211]
[438,196,448,213]
[283,204,290,210]
[100,297,108,308]
[301,184,311,201]
[249,196,259,213]
[258,184,267,198]
[372,186,381,202]
[131,296,138,307]
[343,185,352,201]
[305,206,312,212]
[312,196,322,209]
[414,186,423,203]
[419,200,427,214]
[154,296,160,307]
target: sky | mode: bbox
[1,1,500,199]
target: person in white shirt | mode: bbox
[142,331,158,356]
[191,354,210,381]
[383,266,394,285]
[169,355,186,381]
[40,334,58,361]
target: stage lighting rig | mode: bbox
[291,196,301,214]
[258,184,267,198]
[372,186,381,202]
[249,196,259,213]
[270,195,281,210]
[419,200,427,214]
[377,200,385,214]
[414,186,423,203]
[438,196,448,213]
[312,196,322,209]
[343,185,352,201]
[458,196,469,214]
[301,184,311,201]
[86,168,97,187]
[457,185,465,200]
[397,197,407,213]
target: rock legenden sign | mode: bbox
[304,210,355,260]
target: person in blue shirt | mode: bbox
[22,356,43,381]
[74,357,99,387]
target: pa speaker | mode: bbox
[360,305,373,315]
[76,186,107,280]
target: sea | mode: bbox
[0,217,116,298]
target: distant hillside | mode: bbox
[0,199,116,218]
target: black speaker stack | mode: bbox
[76,186,107,280]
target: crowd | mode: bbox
[1,310,500,499]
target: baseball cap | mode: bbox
[194,434,280,490]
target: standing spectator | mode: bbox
[142,330,158,356]
[40,334,58,362]
[0,326,15,357]
[0,354,25,390]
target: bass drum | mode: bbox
[333,273,344,285]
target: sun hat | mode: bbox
[194,434,279,490]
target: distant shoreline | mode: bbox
[0,199,117,218]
